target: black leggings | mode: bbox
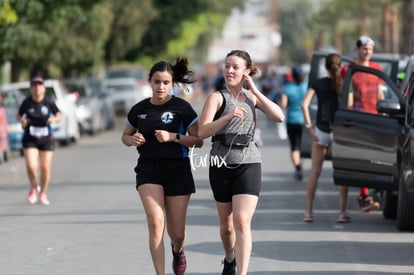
[286,123,303,151]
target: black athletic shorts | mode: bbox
[209,163,261,203]
[135,158,195,196]
[22,135,55,151]
[286,123,303,151]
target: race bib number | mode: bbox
[29,126,49,138]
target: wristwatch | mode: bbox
[175,133,180,143]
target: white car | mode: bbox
[0,79,80,146]
[64,79,115,135]
[102,77,150,116]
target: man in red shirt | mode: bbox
[341,36,383,212]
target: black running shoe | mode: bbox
[222,258,236,275]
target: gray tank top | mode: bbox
[210,89,262,165]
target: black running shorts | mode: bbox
[135,158,195,196]
[22,135,55,151]
[209,163,261,203]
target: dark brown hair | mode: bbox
[325,53,342,95]
[148,57,196,84]
[226,50,259,76]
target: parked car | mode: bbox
[104,66,152,98]
[102,77,149,116]
[88,79,115,130]
[0,94,10,163]
[301,51,400,159]
[0,80,80,146]
[64,78,115,135]
[0,89,24,156]
[329,62,414,231]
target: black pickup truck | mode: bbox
[331,57,414,231]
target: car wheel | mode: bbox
[396,170,414,231]
[382,190,397,219]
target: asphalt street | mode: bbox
[0,98,413,275]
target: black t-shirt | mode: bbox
[126,96,198,160]
[310,77,339,133]
[18,96,60,136]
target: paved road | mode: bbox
[0,98,413,275]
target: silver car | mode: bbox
[102,77,150,116]
[64,79,115,135]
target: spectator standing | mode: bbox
[280,66,307,181]
[301,53,351,223]
[16,76,61,206]
[341,36,383,212]
[121,57,203,275]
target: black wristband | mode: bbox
[175,133,180,143]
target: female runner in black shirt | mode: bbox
[17,76,61,206]
[121,57,203,275]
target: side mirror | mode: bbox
[376,99,401,115]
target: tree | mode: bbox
[0,0,107,80]
[127,0,244,67]
[278,0,314,64]
[104,0,157,65]
[312,0,405,55]
[0,0,17,26]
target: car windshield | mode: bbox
[19,87,57,101]
[104,84,135,92]
[64,83,87,97]
[105,70,144,80]
[87,81,100,93]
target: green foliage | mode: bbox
[131,0,243,68]
[0,0,108,79]
[0,0,17,26]
[0,0,243,79]
[313,0,387,53]
[104,0,157,65]
[279,0,314,64]
[161,12,226,64]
